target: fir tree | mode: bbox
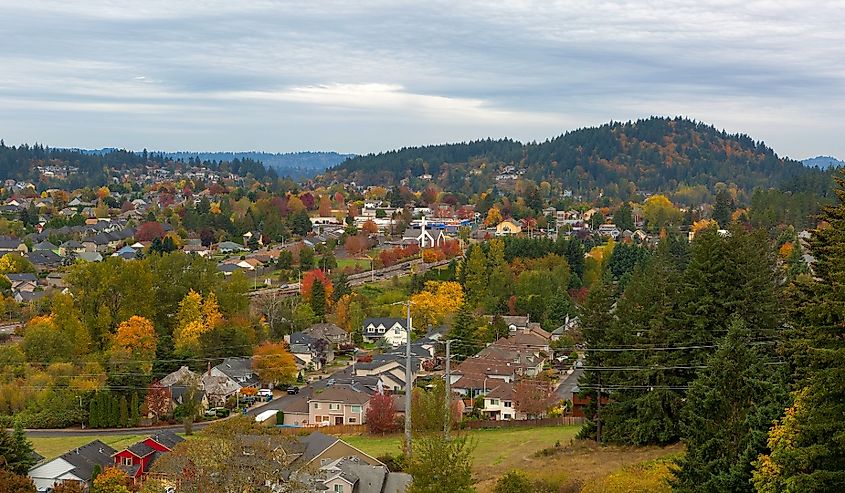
[9,423,35,474]
[672,318,787,492]
[89,398,99,428]
[130,392,140,427]
[462,245,488,308]
[711,189,734,227]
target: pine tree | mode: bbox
[577,277,617,441]
[712,189,733,227]
[9,423,35,474]
[485,239,512,312]
[672,318,787,492]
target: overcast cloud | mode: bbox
[0,0,842,158]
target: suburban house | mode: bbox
[480,382,524,421]
[211,357,260,389]
[303,322,351,346]
[353,354,417,392]
[0,236,28,254]
[6,272,38,292]
[59,240,86,257]
[308,383,371,426]
[316,456,412,493]
[495,220,522,236]
[286,331,333,371]
[29,440,117,492]
[362,318,408,347]
[112,431,185,480]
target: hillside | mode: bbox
[802,155,845,169]
[161,151,353,179]
[325,117,831,199]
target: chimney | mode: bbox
[207,361,211,376]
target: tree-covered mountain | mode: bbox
[159,151,353,179]
[802,155,844,169]
[326,117,832,201]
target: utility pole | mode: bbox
[596,374,602,444]
[404,301,413,458]
[444,339,452,440]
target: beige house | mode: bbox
[308,385,370,426]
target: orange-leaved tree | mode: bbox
[252,342,297,386]
[301,269,333,307]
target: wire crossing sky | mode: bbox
[1,1,842,158]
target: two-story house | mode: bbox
[29,440,116,492]
[308,384,371,426]
[362,318,408,347]
[112,431,184,480]
[481,382,524,421]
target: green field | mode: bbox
[335,258,371,270]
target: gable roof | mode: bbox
[148,431,185,450]
[125,441,156,458]
[59,440,117,482]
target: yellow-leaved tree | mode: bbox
[252,342,297,386]
[410,281,464,331]
[174,290,226,354]
[111,316,157,372]
[642,194,681,232]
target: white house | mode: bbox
[362,318,408,347]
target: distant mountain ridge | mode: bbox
[75,149,353,179]
[325,117,830,200]
[802,156,844,169]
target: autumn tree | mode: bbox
[484,206,503,227]
[361,219,378,234]
[318,194,332,216]
[366,391,398,434]
[410,281,464,332]
[513,378,556,419]
[144,381,171,422]
[0,254,35,274]
[136,221,165,241]
[91,467,131,493]
[642,194,680,232]
[0,469,35,493]
[301,269,333,310]
[252,342,297,386]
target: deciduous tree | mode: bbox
[252,342,297,386]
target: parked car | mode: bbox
[258,388,273,399]
[286,386,299,395]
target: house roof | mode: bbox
[148,431,184,450]
[6,273,37,282]
[33,240,58,251]
[309,384,371,405]
[485,382,515,400]
[59,440,117,482]
[297,432,339,464]
[303,323,347,340]
[125,441,156,458]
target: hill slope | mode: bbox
[326,117,829,198]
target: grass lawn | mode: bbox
[30,433,191,461]
[345,425,580,480]
[344,425,682,492]
[336,258,370,270]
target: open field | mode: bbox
[335,257,370,270]
[345,425,682,492]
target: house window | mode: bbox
[377,327,385,333]
[348,417,357,424]
[350,405,362,413]
[394,327,401,334]
[314,415,323,422]
[329,403,341,411]
[334,485,344,493]
[313,403,320,409]
[122,456,132,466]
[504,401,512,408]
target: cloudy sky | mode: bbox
[1,1,843,159]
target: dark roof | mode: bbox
[6,273,37,282]
[27,250,63,266]
[214,357,259,385]
[149,431,184,450]
[297,432,338,463]
[33,240,58,251]
[60,440,117,482]
[126,441,156,458]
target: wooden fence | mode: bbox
[460,416,583,430]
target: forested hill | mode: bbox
[326,117,831,199]
[160,151,353,179]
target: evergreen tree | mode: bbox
[752,176,845,492]
[310,278,326,320]
[448,303,482,359]
[130,392,140,427]
[484,239,511,312]
[332,273,351,302]
[119,395,128,428]
[613,202,635,232]
[8,424,35,474]
[462,245,488,308]
[672,318,787,492]
[89,398,99,428]
[712,189,733,227]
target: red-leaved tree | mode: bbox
[366,392,398,434]
[136,221,166,241]
[513,378,556,419]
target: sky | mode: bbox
[1,0,843,159]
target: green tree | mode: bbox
[310,278,326,320]
[407,434,475,493]
[462,245,488,308]
[613,202,635,232]
[711,189,733,227]
[0,423,36,475]
[130,392,140,427]
[118,395,128,428]
[671,318,787,492]
[484,239,512,312]
[448,304,481,359]
[751,176,845,492]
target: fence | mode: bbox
[460,416,583,430]
[275,423,368,436]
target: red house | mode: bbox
[113,431,184,480]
